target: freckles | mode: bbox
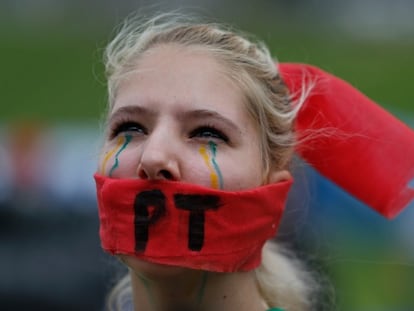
[100,135,132,177]
[198,141,224,189]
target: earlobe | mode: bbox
[267,169,292,184]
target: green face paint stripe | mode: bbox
[108,134,132,177]
[196,271,208,306]
[208,141,224,189]
[100,136,123,174]
[137,274,157,309]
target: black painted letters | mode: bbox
[174,194,221,251]
[134,190,166,251]
[133,190,221,252]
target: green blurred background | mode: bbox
[2,0,414,122]
[1,1,413,310]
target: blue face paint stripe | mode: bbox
[208,141,224,189]
[109,134,132,177]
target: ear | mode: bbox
[267,169,292,184]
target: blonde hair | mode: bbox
[104,12,305,178]
[103,12,322,311]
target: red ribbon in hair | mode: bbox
[280,63,414,219]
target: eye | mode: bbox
[189,126,229,142]
[111,121,147,138]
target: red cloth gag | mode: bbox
[280,63,414,219]
[94,174,293,272]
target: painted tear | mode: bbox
[108,134,132,177]
[208,141,224,189]
[100,136,124,175]
[199,142,223,189]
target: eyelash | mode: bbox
[110,120,147,138]
[189,125,229,143]
[110,120,229,143]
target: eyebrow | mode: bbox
[181,109,242,134]
[108,105,156,124]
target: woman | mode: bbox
[95,12,414,311]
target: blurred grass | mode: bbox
[268,31,414,114]
[0,29,107,122]
[337,261,414,308]
[1,26,413,122]
[329,241,414,309]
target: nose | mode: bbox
[136,133,180,181]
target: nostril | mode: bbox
[160,169,174,180]
[137,164,175,180]
[138,169,148,179]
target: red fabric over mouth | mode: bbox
[95,174,293,272]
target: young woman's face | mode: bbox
[99,44,265,190]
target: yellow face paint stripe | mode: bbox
[100,136,124,175]
[108,134,132,177]
[199,145,219,189]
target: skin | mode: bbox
[100,44,291,311]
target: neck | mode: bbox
[129,268,268,311]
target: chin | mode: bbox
[118,254,193,279]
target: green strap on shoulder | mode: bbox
[267,308,285,311]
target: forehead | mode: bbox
[112,44,254,126]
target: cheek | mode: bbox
[181,158,218,188]
[218,161,262,190]
[218,149,263,190]
[188,143,262,191]
[98,137,137,178]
